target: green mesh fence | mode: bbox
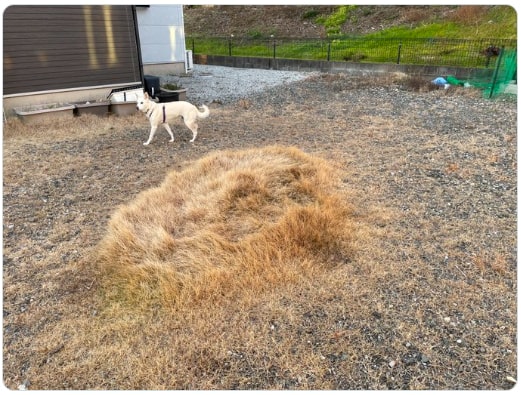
[442,48,516,98]
[482,49,517,98]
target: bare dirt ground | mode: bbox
[2,73,517,390]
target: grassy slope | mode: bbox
[364,6,516,39]
[185,5,516,65]
[184,5,517,39]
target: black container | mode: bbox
[143,75,161,98]
[156,90,180,103]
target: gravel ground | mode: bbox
[2,66,517,390]
[161,64,317,105]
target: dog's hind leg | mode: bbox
[144,126,158,146]
[163,123,175,142]
[186,121,198,142]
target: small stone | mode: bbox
[389,360,396,368]
[18,379,30,390]
[444,317,451,323]
[403,356,417,366]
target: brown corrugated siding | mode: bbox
[3,5,142,95]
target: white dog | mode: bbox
[136,92,210,145]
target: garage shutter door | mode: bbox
[3,5,142,95]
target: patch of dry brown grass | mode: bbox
[450,5,488,24]
[3,73,516,390]
[96,146,356,310]
[2,113,147,142]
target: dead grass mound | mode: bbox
[96,146,355,309]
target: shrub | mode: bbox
[316,5,356,37]
[302,9,320,20]
[161,83,182,90]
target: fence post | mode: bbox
[489,46,505,99]
[327,41,331,61]
[192,38,195,54]
[397,42,402,64]
[271,35,276,59]
[228,35,234,56]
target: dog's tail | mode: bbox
[197,105,210,119]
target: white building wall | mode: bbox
[136,5,187,74]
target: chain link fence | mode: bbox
[187,36,516,69]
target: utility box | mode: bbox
[143,75,161,98]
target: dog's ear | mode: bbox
[143,91,149,100]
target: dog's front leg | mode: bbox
[163,123,175,142]
[144,126,158,146]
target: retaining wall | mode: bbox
[194,54,494,80]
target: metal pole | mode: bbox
[131,6,145,85]
[273,38,276,59]
[229,34,234,56]
[489,46,505,99]
[397,43,402,64]
[327,41,331,61]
